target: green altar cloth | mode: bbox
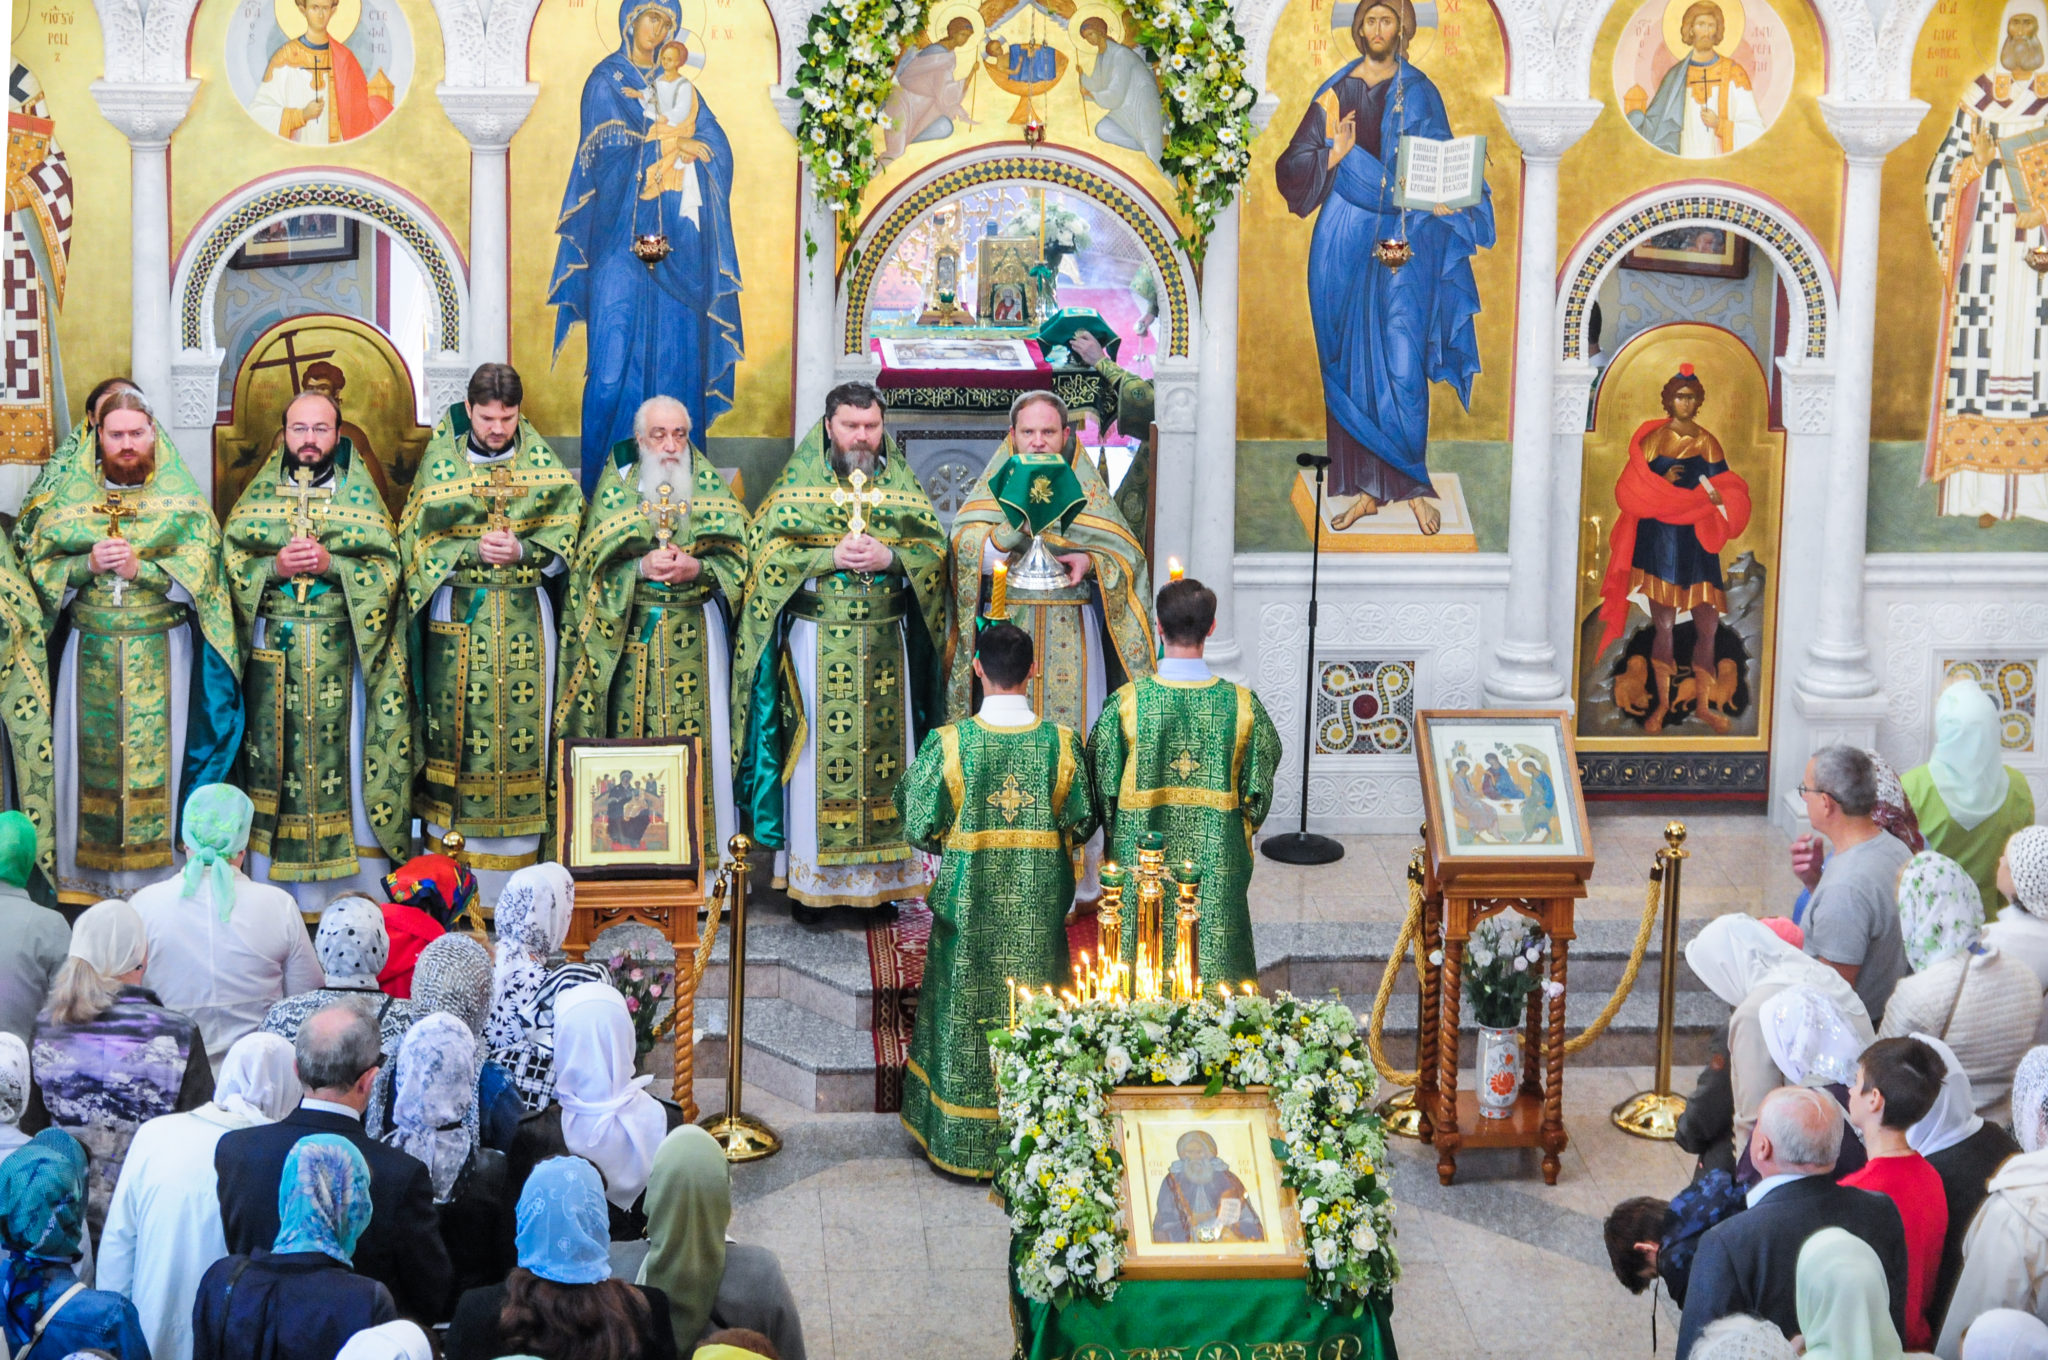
[1011,1271,1395,1360]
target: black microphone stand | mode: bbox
[1262,452,1345,865]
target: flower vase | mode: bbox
[1477,1025,1522,1120]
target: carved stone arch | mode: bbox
[1875,0,1946,102]
[1555,185,1838,365]
[838,146,1200,359]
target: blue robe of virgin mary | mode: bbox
[1275,57,1493,501]
[550,0,744,490]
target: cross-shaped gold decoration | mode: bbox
[649,482,681,552]
[987,772,1038,825]
[285,466,333,604]
[474,464,522,534]
[831,468,886,538]
[93,488,137,604]
[1168,749,1202,782]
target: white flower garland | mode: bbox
[788,0,930,243]
[991,990,1399,1309]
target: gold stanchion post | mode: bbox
[700,834,782,1161]
[1381,843,1429,1139]
[1612,822,1688,1139]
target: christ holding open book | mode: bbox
[1274,0,1494,536]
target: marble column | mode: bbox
[1482,97,1600,707]
[1796,99,1926,702]
[438,84,540,366]
[775,94,840,437]
[1191,200,1243,673]
[88,80,198,412]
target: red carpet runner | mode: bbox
[865,906,1102,1113]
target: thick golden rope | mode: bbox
[1365,847,1670,1088]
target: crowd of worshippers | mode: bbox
[0,812,805,1360]
[2,359,1218,935]
[1601,702,2048,1359]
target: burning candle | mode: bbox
[1167,556,1184,582]
[1007,979,1016,1027]
[989,560,1009,620]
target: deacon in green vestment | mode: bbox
[19,389,242,904]
[397,364,584,897]
[223,391,412,904]
[731,382,947,914]
[555,395,749,863]
[1087,578,1281,986]
[1067,330,1155,547]
[897,622,1096,1176]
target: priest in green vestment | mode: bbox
[898,622,1096,1176]
[732,382,947,916]
[0,530,55,894]
[1088,577,1281,986]
[946,389,1151,904]
[223,391,412,904]
[556,395,749,863]
[14,376,143,542]
[1067,330,1155,548]
[19,389,242,904]
[397,364,584,898]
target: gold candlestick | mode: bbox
[1133,832,1167,1001]
[1171,862,1202,1003]
[1098,863,1126,994]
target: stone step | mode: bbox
[693,995,878,1114]
[695,918,877,1030]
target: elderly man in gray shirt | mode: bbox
[1795,745,1913,1019]
[0,809,66,1042]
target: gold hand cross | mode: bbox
[92,489,136,605]
[285,466,333,604]
[474,463,523,534]
[650,482,679,552]
[831,468,886,538]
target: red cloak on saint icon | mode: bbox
[320,39,392,140]
[1595,417,1753,655]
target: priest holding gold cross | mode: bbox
[732,381,948,921]
[398,363,584,898]
[223,389,412,904]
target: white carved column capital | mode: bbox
[1551,362,1596,435]
[1249,92,1280,135]
[771,92,803,138]
[1817,97,1929,164]
[88,80,199,149]
[1491,97,1601,163]
[1776,358,1836,436]
[169,353,225,430]
[436,84,540,151]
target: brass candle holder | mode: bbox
[1133,832,1168,1001]
[1098,862,1126,993]
[1170,862,1202,1003]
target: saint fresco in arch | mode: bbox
[247,0,396,143]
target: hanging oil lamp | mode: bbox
[1375,238,1412,269]
[633,234,673,265]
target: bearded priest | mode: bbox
[555,395,749,863]
[223,389,412,904]
[398,363,584,898]
[731,381,947,920]
[18,389,242,904]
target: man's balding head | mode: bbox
[295,1004,382,1106]
[1751,1086,1843,1176]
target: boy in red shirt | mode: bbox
[1842,1036,1949,1349]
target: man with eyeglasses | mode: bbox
[221,389,412,903]
[554,394,748,866]
[1796,744,1913,1020]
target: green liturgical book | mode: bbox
[991,451,1086,536]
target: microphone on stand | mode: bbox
[1262,451,1345,865]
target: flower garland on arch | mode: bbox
[990,989,1399,1311]
[786,0,1257,258]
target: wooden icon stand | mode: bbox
[1412,712,1595,1186]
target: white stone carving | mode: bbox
[1777,358,1837,435]
[91,0,200,85]
[86,81,199,149]
[1492,96,1601,160]
[427,0,547,88]
[170,355,224,429]
[436,84,540,149]
[1552,363,1596,435]
[1818,96,1931,163]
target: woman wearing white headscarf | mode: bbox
[1912,1033,2026,1342]
[1688,1315,1799,1360]
[260,897,418,1053]
[1986,826,2048,998]
[1882,852,2041,1122]
[509,984,682,1239]
[335,1320,435,1360]
[1905,680,2035,913]
[1754,985,1872,1179]
[1959,1310,2048,1360]
[485,865,606,1111]
[96,1031,301,1360]
[0,1033,28,1158]
[1686,912,1875,1152]
[1937,1046,2048,1358]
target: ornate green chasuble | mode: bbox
[556,440,748,852]
[223,441,412,878]
[1086,676,1282,986]
[944,436,1153,725]
[398,407,583,844]
[21,434,242,883]
[0,532,56,889]
[896,716,1096,1176]
[731,422,947,878]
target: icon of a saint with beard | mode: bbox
[1151,1131,1266,1244]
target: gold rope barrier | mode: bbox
[648,852,728,1120]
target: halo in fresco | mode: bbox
[1611,0,1792,158]
[225,0,413,144]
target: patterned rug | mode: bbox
[865,905,1104,1113]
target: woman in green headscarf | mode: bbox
[0,1129,151,1360]
[1904,680,2036,912]
[635,1127,805,1359]
[1795,1226,1911,1360]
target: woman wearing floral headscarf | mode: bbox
[260,898,418,1053]
[1881,852,2041,1122]
[485,865,606,1111]
[1937,1045,2048,1358]
[1986,826,2048,995]
[368,934,522,1151]
[0,1130,149,1360]
[1905,680,2036,913]
[444,1156,675,1360]
[376,853,479,999]
[191,1134,396,1360]
[0,1033,30,1158]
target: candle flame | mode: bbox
[1167,556,1184,581]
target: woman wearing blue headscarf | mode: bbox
[444,1156,675,1360]
[190,1134,394,1360]
[0,1130,150,1360]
